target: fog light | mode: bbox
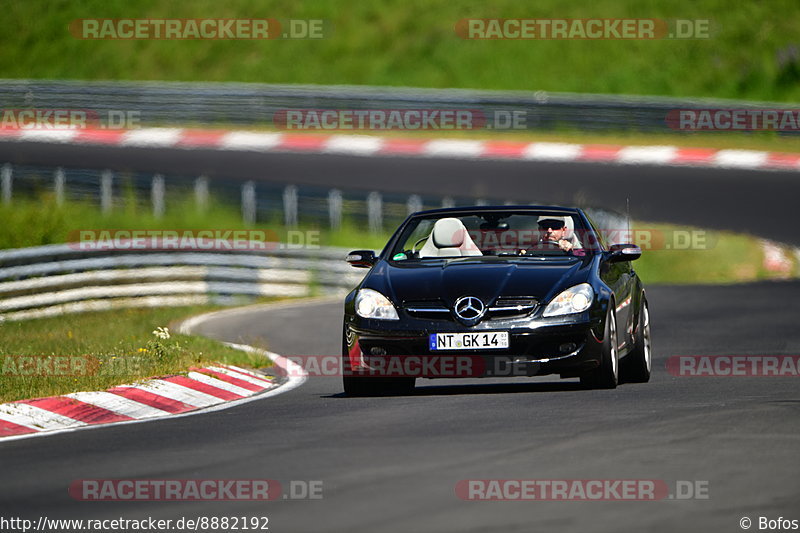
[559,342,577,353]
[370,347,387,356]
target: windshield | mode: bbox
[389,211,600,260]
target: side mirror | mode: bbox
[346,250,376,268]
[608,243,642,262]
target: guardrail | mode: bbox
[0,161,490,231]
[0,243,364,321]
[1,79,794,133]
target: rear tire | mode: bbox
[580,306,619,389]
[621,300,652,383]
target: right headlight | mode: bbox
[355,289,399,320]
[542,283,594,317]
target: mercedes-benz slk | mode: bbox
[342,206,651,396]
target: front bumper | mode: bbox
[344,313,605,378]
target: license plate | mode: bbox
[429,332,509,351]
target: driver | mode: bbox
[535,216,574,252]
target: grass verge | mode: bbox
[0,194,391,251]
[2,0,799,102]
[630,222,791,284]
[0,304,278,404]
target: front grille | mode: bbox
[403,300,450,320]
[403,297,537,320]
[488,297,538,318]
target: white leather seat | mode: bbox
[418,218,483,258]
[563,216,582,249]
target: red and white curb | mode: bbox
[1,127,799,171]
[760,240,798,278]
[0,348,307,442]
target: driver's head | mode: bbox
[537,216,567,241]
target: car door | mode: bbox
[587,214,635,350]
[597,258,633,348]
[613,259,635,349]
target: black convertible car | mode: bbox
[342,205,651,395]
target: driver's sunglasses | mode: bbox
[538,221,565,230]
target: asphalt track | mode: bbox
[0,148,798,532]
[1,141,800,245]
[1,283,799,532]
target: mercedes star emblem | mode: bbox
[453,296,486,325]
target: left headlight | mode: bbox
[543,283,594,317]
[355,288,399,320]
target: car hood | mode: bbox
[368,256,594,306]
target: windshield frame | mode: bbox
[381,207,602,261]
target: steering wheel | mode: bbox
[536,239,562,250]
[411,235,430,254]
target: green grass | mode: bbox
[0,193,391,251]
[321,218,392,251]
[0,304,275,404]
[630,222,780,284]
[2,0,800,102]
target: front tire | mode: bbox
[581,306,619,389]
[343,370,415,396]
[341,325,415,396]
[342,325,374,396]
[342,371,375,397]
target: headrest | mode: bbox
[432,218,467,248]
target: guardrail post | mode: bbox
[442,196,455,208]
[194,176,209,213]
[328,189,342,230]
[367,191,382,234]
[283,185,298,228]
[101,170,113,214]
[151,174,165,218]
[242,181,256,226]
[54,168,65,206]
[406,194,422,215]
[1,164,12,205]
